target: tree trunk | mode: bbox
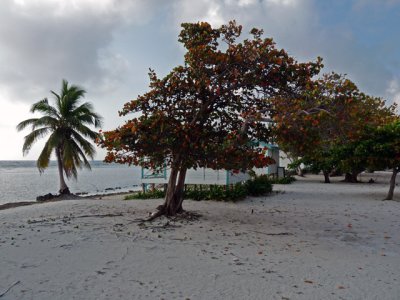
[323,170,330,183]
[56,148,70,194]
[147,164,189,221]
[385,167,399,200]
[175,168,188,213]
[163,166,179,215]
[165,167,187,215]
[297,167,304,177]
[343,172,358,183]
[352,170,359,182]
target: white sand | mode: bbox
[0,175,399,300]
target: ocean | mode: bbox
[0,161,142,204]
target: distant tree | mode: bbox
[17,80,102,194]
[273,73,396,183]
[100,21,322,219]
[350,121,400,200]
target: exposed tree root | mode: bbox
[144,205,201,223]
[250,231,293,236]
[145,204,167,222]
[73,213,123,219]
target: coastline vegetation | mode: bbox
[123,175,290,201]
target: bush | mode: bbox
[225,183,248,200]
[269,176,296,184]
[184,188,207,201]
[125,176,275,201]
[184,184,247,202]
[245,175,273,196]
[124,189,165,200]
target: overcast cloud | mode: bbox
[1,0,399,159]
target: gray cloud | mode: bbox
[1,0,399,159]
[170,0,398,101]
[0,0,157,104]
[2,0,397,105]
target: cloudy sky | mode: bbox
[1,0,399,160]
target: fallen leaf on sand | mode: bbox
[304,280,314,284]
[337,285,345,289]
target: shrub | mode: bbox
[125,177,274,201]
[269,176,296,184]
[245,174,273,196]
[225,183,248,200]
[184,188,207,201]
[184,184,247,202]
[124,189,165,200]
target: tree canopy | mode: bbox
[273,72,397,183]
[342,121,400,200]
[100,21,322,217]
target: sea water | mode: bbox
[0,161,142,204]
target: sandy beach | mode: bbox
[0,175,399,300]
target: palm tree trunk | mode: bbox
[385,167,399,200]
[56,148,70,194]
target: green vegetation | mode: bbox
[125,189,166,200]
[245,175,273,196]
[274,73,397,185]
[17,79,102,194]
[336,121,400,200]
[185,183,248,201]
[124,174,293,202]
[269,176,297,184]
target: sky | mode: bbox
[1,0,399,160]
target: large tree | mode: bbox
[100,21,322,218]
[273,73,396,183]
[345,121,400,200]
[17,79,102,194]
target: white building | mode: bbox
[141,143,282,188]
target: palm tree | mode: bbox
[16,79,103,194]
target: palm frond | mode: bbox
[30,98,60,118]
[51,90,62,114]
[71,130,96,158]
[31,116,58,130]
[73,102,94,114]
[71,123,99,141]
[59,80,86,117]
[36,133,57,172]
[62,138,91,179]
[22,127,51,155]
[72,102,103,127]
[71,138,92,169]
[16,118,39,131]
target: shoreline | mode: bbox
[1,172,398,211]
[0,190,140,211]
